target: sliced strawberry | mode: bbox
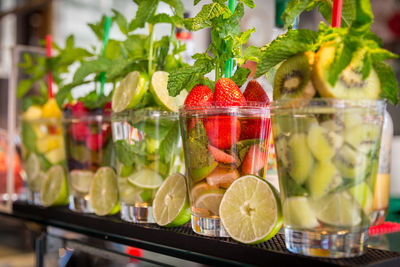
[85,133,106,151]
[243,80,270,104]
[103,101,112,115]
[208,144,237,164]
[240,118,271,140]
[213,78,245,106]
[71,102,88,117]
[203,116,241,150]
[184,85,213,107]
[206,167,239,188]
[242,145,267,175]
[69,122,90,142]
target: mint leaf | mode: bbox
[374,62,399,105]
[328,39,358,86]
[159,123,180,164]
[129,0,159,31]
[184,2,231,31]
[72,58,111,83]
[112,9,128,35]
[282,0,312,28]
[56,81,89,108]
[149,13,183,27]
[239,0,255,8]
[255,29,318,78]
[351,0,373,33]
[21,121,37,153]
[243,46,263,62]
[88,15,107,40]
[78,90,111,109]
[161,0,184,17]
[230,66,250,87]
[17,80,34,98]
[194,0,201,5]
[361,51,372,79]
[114,140,136,166]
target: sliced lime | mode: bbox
[153,173,191,227]
[150,71,188,112]
[70,170,94,194]
[89,167,119,216]
[40,165,69,207]
[194,188,225,216]
[219,175,282,244]
[312,191,362,227]
[119,164,134,178]
[44,147,65,164]
[25,153,41,189]
[118,177,143,205]
[112,71,149,113]
[191,182,211,200]
[127,168,163,189]
[348,182,373,215]
[283,196,319,229]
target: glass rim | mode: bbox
[112,108,178,119]
[20,116,61,124]
[271,98,386,111]
[179,101,270,116]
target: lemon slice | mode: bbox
[70,170,94,194]
[219,175,282,244]
[112,71,149,113]
[312,191,362,227]
[36,135,63,153]
[194,188,225,216]
[191,182,211,200]
[150,71,187,112]
[23,105,42,121]
[42,98,61,118]
[127,168,163,189]
[153,173,191,227]
[40,165,69,207]
[89,167,119,216]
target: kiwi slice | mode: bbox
[344,123,380,154]
[275,136,290,168]
[273,115,318,135]
[312,42,380,99]
[307,124,343,161]
[287,133,314,185]
[306,161,342,199]
[320,119,344,132]
[273,52,316,100]
[334,144,368,180]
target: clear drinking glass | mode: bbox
[21,117,66,205]
[62,108,114,213]
[112,109,183,223]
[179,104,271,237]
[271,98,385,258]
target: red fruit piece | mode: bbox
[242,145,267,175]
[103,101,112,115]
[184,85,213,107]
[203,116,240,150]
[69,122,90,142]
[187,118,198,132]
[208,144,237,164]
[213,78,246,106]
[85,133,106,151]
[243,80,270,104]
[71,102,88,117]
[240,118,271,140]
[206,167,239,188]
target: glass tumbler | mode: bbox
[112,109,183,223]
[179,104,271,237]
[271,99,385,258]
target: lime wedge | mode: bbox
[150,71,188,112]
[118,177,143,205]
[89,167,119,216]
[219,175,282,244]
[70,170,94,194]
[112,71,149,113]
[283,197,319,229]
[40,165,69,207]
[127,168,163,189]
[194,188,225,216]
[25,153,41,189]
[153,173,191,227]
[312,191,362,227]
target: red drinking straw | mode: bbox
[332,0,343,28]
[45,34,54,98]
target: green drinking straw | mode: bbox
[99,16,112,96]
[224,0,237,78]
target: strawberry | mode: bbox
[243,80,270,104]
[184,85,213,107]
[208,144,237,164]
[240,118,271,140]
[213,78,246,106]
[242,145,267,175]
[69,122,90,142]
[103,101,112,115]
[71,101,88,117]
[203,116,240,149]
[85,133,106,151]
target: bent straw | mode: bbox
[332,0,343,28]
[99,16,112,96]
[224,0,237,78]
[45,35,54,98]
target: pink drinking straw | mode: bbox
[332,0,343,28]
[45,34,54,98]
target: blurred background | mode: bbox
[0,0,399,266]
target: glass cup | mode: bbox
[112,109,183,223]
[20,117,66,205]
[179,104,271,237]
[271,99,385,258]
[62,108,114,213]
